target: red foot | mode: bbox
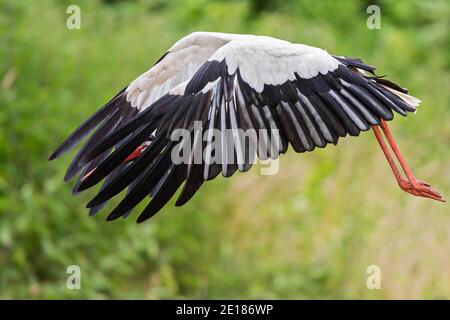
[398,179,446,202]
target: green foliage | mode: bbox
[0,0,449,299]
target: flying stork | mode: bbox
[49,32,445,223]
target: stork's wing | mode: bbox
[60,39,421,222]
[49,32,236,163]
[49,33,238,214]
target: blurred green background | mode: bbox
[0,0,449,299]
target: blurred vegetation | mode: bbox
[0,0,449,299]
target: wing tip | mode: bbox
[64,169,78,183]
[48,151,58,161]
[86,195,102,208]
[174,199,186,207]
[48,142,70,161]
[136,214,148,224]
[106,212,121,221]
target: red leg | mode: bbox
[379,120,416,182]
[372,125,407,186]
[372,121,445,202]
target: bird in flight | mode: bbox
[49,32,445,223]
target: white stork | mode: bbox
[49,32,445,222]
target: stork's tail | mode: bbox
[334,55,422,114]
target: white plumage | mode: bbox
[126,32,241,110]
[209,37,339,91]
[126,32,341,109]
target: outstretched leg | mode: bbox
[372,120,445,202]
